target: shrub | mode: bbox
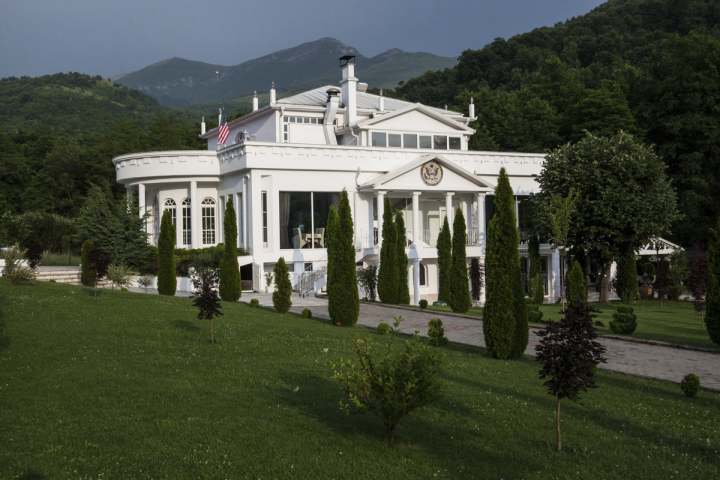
[470,258,485,302]
[567,261,588,307]
[250,298,259,308]
[137,274,153,293]
[80,240,95,287]
[191,264,223,343]
[376,322,390,335]
[610,305,638,334]
[3,244,36,285]
[357,265,378,301]
[272,257,292,313]
[526,303,544,324]
[219,199,242,301]
[680,374,700,397]
[427,318,449,346]
[330,316,446,445]
[157,210,177,296]
[121,287,128,292]
[669,284,685,302]
[24,242,44,269]
[302,308,312,319]
[616,251,639,303]
[106,263,137,290]
[89,247,111,297]
[419,299,428,310]
[49,279,56,283]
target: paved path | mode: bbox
[242,293,720,392]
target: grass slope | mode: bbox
[1,280,719,479]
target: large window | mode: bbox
[419,262,427,286]
[371,131,461,150]
[262,192,268,247]
[371,132,386,147]
[164,199,177,246]
[201,198,216,245]
[182,198,191,246]
[236,193,243,248]
[279,192,341,249]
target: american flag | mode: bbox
[218,108,229,145]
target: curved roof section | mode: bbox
[276,85,460,116]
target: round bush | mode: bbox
[610,306,638,334]
[681,374,700,397]
[250,298,259,308]
[377,322,390,335]
[121,287,128,292]
[302,308,312,319]
[419,299,428,310]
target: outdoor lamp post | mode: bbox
[654,240,665,272]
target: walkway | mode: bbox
[242,293,720,392]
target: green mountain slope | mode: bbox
[0,72,194,137]
[113,38,458,106]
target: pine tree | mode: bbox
[395,211,411,305]
[326,206,339,318]
[272,257,292,313]
[80,239,95,287]
[483,167,527,359]
[219,199,241,301]
[528,233,544,305]
[76,184,118,253]
[706,216,720,346]
[616,250,638,303]
[436,217,452,303]
[377,197,398,304]
[449,208,471,313]
[328,190,360,326]
[157,210,176,296]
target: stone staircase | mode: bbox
[35,267,112,287]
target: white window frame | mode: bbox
[201,197,216,245]
[182,198,191,246]
[369,130,463,150]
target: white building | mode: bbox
[113,56,561,303]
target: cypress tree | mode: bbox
[436,217,452,303]
[616,250,638,303]
[326,206,339,318]
[528,233,544,305]
[80,239,95,287]
[567,261,588,308]
[329,190,360,326]
[377,197,398,304]
[706,216,720,346]
[483,167,527,359]
[449,208,471,313]
[219,199,241,301]
[157,210,176,296]
[272,257,292,313]
[395,211,411,304]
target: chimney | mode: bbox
[252,91,258,112]
[323,87,341,146]
[201,116,206,135]
[379,89,384,112]
[469,97,475,118]
[269,82,276,105]
[339,55,357,126]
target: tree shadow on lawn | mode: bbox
[171,319,202,331]
[0,314,10,352]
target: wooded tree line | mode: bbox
[384,0,720,247]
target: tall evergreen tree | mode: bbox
[616,250,638,303]
[528,233,544,305]
[157,210,176,296]
[706,216,720,346]
[326,206,339,317]
[76,184,117,252]
[395,211,411,305]
[272,257,292,314]
[449,208,471,313]
[436,217,452,303]
[377,197,398,304]
[219,199,241,301]
[567,261,588,308]
[80,239,95,287]
[328,190,360,326]
[483,168,527,359]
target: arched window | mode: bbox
[182,198,191,246]
[419,262,427,286]
[163,199,177,246]
[201,198,216,245]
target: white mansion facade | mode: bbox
[113,56,561,303]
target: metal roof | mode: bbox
[276,85,460,116]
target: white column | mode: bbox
[190,181,198,248]
[445,192,454,235]
[242,177,248,249]
[413,258,420,305]
[367,193,374,248]
[138,183,146,223]
[377,191,386,249]
[476,193,486,248]
[551,249,562,302]
[412,191,421,244]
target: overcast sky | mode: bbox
[0,0,607,79]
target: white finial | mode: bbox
[469,98,475,119]
[380,89,383,96]
[271,81,275,89]
[202,116,204,122]
[471,97,474,104]
[270,82,276,105]
[254,91,257,97]
[444,105,448,110]
[200,116,206,135]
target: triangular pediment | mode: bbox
[354,104,474,133]
[360,154,494,192]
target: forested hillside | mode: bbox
[0,73,196,137]
[388,0,720,247]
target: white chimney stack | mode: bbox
[252,91,258,111]
[339,56,357,126]
[469,97,475,119]
[201,116,206,135]
[269,82,276,105]
[379,89,384,112]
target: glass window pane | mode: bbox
[449,137,461,150]
[388,134,401,148]
[290,117,295,123]
[371,132,386,147]
[304,117,310,124]
[403,134,417,148]
[279,192,311,249]
[434,135,448,149]
[283,116,288,122]
[419,135,432,149]
[312,192,341,249]
[311,118,317,124]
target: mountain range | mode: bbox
[111,38,458,107]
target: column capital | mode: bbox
[445,191,455,197]
[376,190,387,196]
[412,191,422,197]
[475,192,487,198]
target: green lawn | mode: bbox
[408,300,718,350]
[1,280,719,479]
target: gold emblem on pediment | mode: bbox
[421,161,443,186]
